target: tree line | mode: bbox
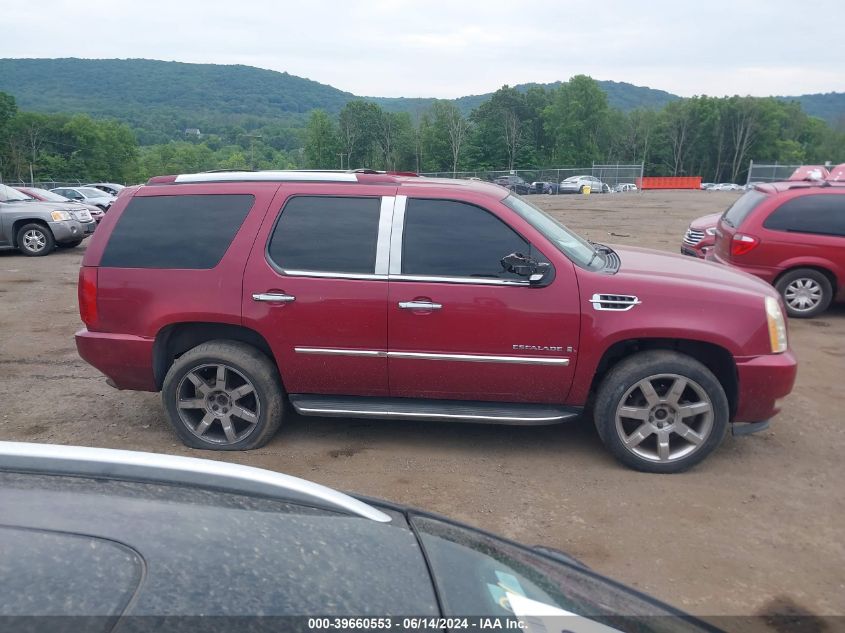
[306,76,844,181]
[1,75,843,185]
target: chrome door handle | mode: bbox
[398,300,442,310]
[252,293,296,303]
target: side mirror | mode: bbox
[500,252,550,284]
[501,252,536,277]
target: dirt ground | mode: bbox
[1,190,843,622]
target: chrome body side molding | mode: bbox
[294,347,569,366]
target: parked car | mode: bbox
[76,170,796,473]
[50,186,115,210]
[709,183,743,191]
[15,186,105,223]
[0,183,96,256]
[700,182,715,190]
[614,183,638,193]
[531,180,560,194]
[681,212,721,258]
[559,175,610,194]
[84,182,126,196]
[788,166,829,181]
[708,180,845,318]
[493,174,531,195]
[0,442,718,629]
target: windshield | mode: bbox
[0,184,33,202]
[78,187,106,197]
[563,176,580,182]
[413,515,707,631]
[502,194,603,270]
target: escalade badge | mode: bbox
[513,344,565,352]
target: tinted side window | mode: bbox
[763,194,845,237]
[402,199,530,279]
[268,196,381,274]
[0,526,142,619]
[101,194,254,269]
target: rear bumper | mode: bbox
[75,328,157,391]
[733,350,798,422]
[706,251,779,284]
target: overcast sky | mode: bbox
[1,0,841,99]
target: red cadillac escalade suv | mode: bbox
[76,171,797,473]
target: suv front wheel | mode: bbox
[162,340,284,450]
[593,351,729,473]
[17,223,55,256]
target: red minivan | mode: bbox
[710,181,845,318]
[76,171,797,473]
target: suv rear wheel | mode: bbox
[593,351,729,473]
[17,223,55,256]
[775,268,833,318]
[162,340,284,450]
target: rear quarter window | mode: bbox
[722,190,768,228]
[100,194,254,269]
[763,194,845,237]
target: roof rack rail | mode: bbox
[172,170,359,184]
[0,442,391,522]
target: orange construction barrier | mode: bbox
[635,176,702,190]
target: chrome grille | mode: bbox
[589,294,641,311]
[683,227,705,245]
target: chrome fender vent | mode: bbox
[589,293,642,311]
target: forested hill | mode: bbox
[0,58,841,141]
[0,58,683,121]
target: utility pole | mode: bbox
[338,153,345,170]
[244,134,263,170]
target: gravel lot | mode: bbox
[1,189,843,623]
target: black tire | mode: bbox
[16,223,55,256]
[579,185,586,194]
[593,350,729,473]
[774,268,833,319]
[162,340,284,450]
[58,240,83,249]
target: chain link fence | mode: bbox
[746,160,838,185]
[0,178,96,190]
[420,164,644,193]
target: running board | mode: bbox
[289,395,581,426]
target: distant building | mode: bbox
[184,128,202,137]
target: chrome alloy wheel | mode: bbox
[783,278,823,313]
[22,229,48,253]
[175,363,261,445]
[614,373,714,463]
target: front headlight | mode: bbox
[51,210,71,221]
[705,227,717,236]
[765,296,788,353]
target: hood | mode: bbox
[610,244,776,297]
[689,212,721,230]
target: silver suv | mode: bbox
[0,184,96,256]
